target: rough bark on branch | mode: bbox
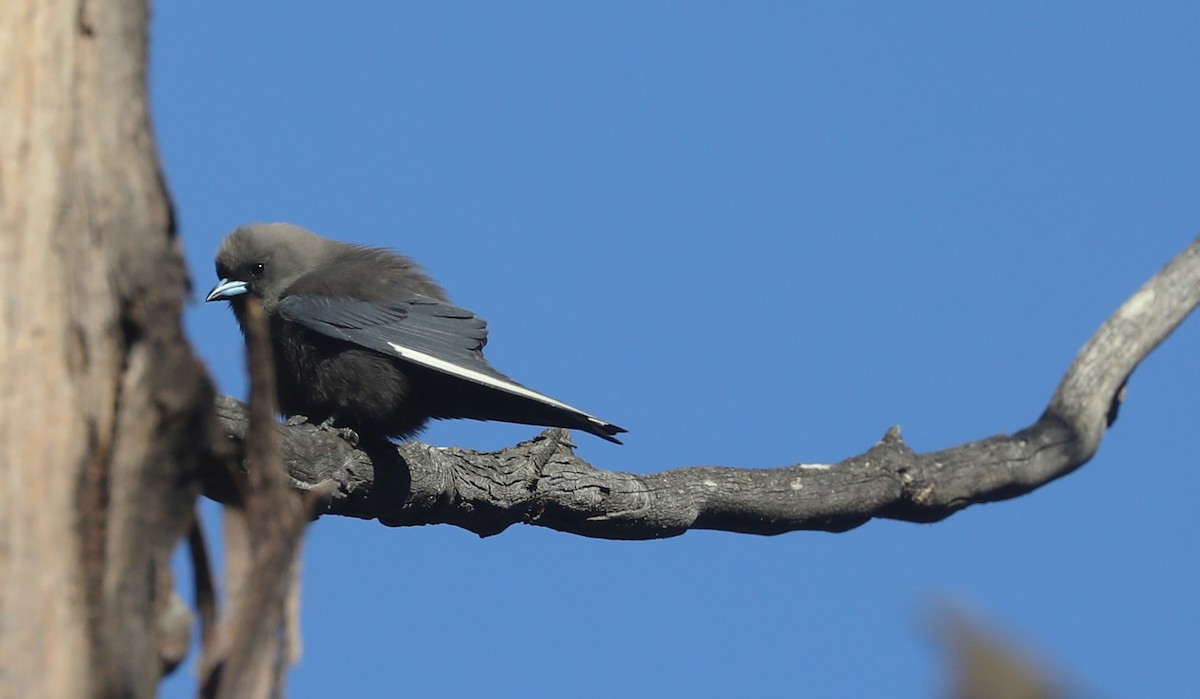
[212,237,1200,540]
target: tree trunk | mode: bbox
[0,1,214,696]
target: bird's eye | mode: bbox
[249,262,266,278]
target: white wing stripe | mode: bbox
[387,341,606,425]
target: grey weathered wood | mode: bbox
[213,237,1200,540]
[0,1,214,696]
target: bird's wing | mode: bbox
[278,294,494,371]
[277,295,609,425]
[279,294,626,443]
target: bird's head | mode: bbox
[206,223,329,313]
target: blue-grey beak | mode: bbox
[206,278,249,302]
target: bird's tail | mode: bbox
[420,369,626,444]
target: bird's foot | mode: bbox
[316,416,360,447]
[284,414,360,446]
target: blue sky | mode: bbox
[153,3,1198,697]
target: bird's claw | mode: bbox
[316,416,359,447]
[284,414,359,446]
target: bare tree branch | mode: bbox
[186,511,217,655]
[211,236,1200,540]
[203,299,329,699]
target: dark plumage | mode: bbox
[206,223,625,444]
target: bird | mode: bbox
[205,222,626,444]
